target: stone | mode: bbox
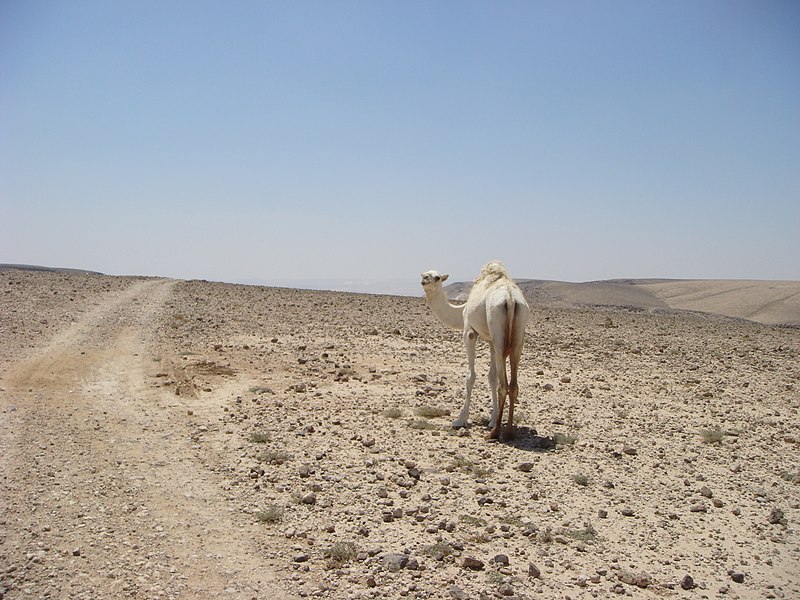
[517,462,534,472]
[381,553,408,572]
[730,571,745,584]
[498,582,515,596]
[618,569,652,588]
[528,563,541,578]
[620,507,635,517]
[302,492,317,505]
[449,586,468,599]
[294,553,310,562]
[768,507,786,525]
[680,574,695,590]
[492,554,510,566]
[459,556,484,570]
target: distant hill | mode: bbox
[445,278,800,326]
[0,264,104,276]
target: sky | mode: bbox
[2,1,799,294]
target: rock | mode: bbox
[620,507,635,517]
[498,582,515,596]
[680,574,695,590]
[517,462,534,473]
[528,563,541,578]
[294,553,310,562]
[768,507,786,525]
[301,492,317,505]
[598,509,608,519]
[459,556,484,571]
[700,486,713,498]
[618,569,652,588]
[381,553,408,572]
[72,547,81,557]
[730,571,745,583]
[449,585,468,599]
[492,554,510,566]
[690,503,708,513]
[622,445,638,456]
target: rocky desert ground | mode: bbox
[1,269,798,599]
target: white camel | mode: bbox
[421,261,531,440]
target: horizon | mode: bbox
[3,262,799,300]
[2,2,799,283]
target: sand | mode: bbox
[1,270,798,599]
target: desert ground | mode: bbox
[1,269,798,599]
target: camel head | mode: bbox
[420,270,449,292]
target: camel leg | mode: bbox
[488,344,508,440]
[503,351,520,441]
[453,328,477,428]
[487,347,499,428]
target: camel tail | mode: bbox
[505,294,516,358]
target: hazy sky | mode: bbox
[2,1,799,291]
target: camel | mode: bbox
[421,261,531,440]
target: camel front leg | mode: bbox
[453,328,477,428]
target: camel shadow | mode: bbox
[504,426,557,452]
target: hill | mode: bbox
[445,278,800,326]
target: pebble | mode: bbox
[381,553,408,572]
[620,507,635,517]
[618,569,652,588]
[768,507,785,525]
[681,574,695,590]
[459,556,484,571]
[528,563,541,578]
[730,571,745,583]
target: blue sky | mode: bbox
[2,1,798,292]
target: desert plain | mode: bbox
[1,268,798,599]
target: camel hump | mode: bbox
[474,260,510,286]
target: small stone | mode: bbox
[381,553,408,572]
[492,554,510,566]
[620,507,635,517]
[498,582,515,596]
[700,486,713,498]
[460,556,484,570]
[618,569,652,588]
[730,571,745,584]
[560,376,572,383]
[598,509,608,519]
[690,503,707,513]
[768,507,786,525]
[362,438,375,448]
[528,563,541,578]
[366,576,377,588]
[294,553,310,563]
[517,462,534,473]
[302,492,317,505]
[449,585,468,599]
[730,462,742,473]
[622,446,638,456]
[680,574,695,590]
[72,548,81,557]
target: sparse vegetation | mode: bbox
[248,431,271,443]
[701,426,726,444]
[561,522,598,542]
[249,386,274,395]
[254,504,283,523]
[573,473,590,486]
[324,541,357,568]
[382,407,403,418]
[554,432,578,446]
[421,541,454,560]
[414,405,449,418]
[408,418,437,430]
[259,449,290,464]
[459,514,488,528]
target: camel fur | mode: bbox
[421,261,531,440]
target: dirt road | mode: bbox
[1,279,293,599]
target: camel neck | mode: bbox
[424,289,465,331]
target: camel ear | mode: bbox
[441,274,449,282]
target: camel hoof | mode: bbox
[452,419,467,429]
[487,427,500,440]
